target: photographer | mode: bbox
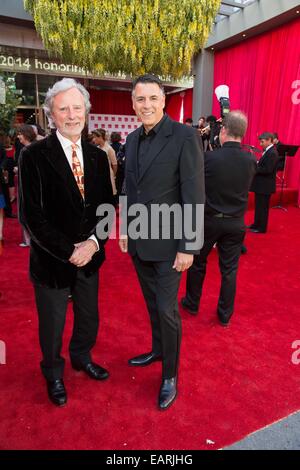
[206,115,222,151]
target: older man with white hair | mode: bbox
[18,78,114,406]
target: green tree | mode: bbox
[0,74,22,134]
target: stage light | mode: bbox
[215,85,230,118]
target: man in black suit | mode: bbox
[18,78,113,406]
[249,132,279,233]
[181,111,257,325]
[119,74,204,410]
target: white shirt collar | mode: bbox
[56,130,82,151]
[264,144,273,153]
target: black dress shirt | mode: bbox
[138,114,168,177]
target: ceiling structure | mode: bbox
[216,0,257,23]
[207,0,300,51]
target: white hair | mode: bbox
[43,78,91,128]
[30,125,38,135]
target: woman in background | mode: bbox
[16,125,37,247]
[91,128,118,199]
[110,132,125,196]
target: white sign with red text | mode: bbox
[88,114,141,142]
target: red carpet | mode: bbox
[247,188,298,210]
[1,205,300,450]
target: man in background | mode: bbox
[184,117,193,126]
[181,111,256,326]
[248,132,279,233]
[273,132,285,172]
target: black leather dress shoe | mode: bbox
[250,229,265,233]
[47,379,67,406]
[180,297,198,315]
[219,319,230,327]
[128,352,162,367]
[72,362,109,380]
[158,377,177,410]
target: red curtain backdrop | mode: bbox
[183,88,193,121]
[88,88,134,115]
[89,87,193,123]
[165,93,183,121]
[165,89,194,122]
[212,18,300,193]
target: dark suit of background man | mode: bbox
[119,74,205,410]
[181,111,257,326]
[249,132,279,233]
[19,78,113,406]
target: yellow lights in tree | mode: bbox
[24,0,220,79]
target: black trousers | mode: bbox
[34,270,99,381]
[132,255,182,379]
[253,193,271,233]
[185,215,245,323]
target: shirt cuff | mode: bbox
[88,235,99,252]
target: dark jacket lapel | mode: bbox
[130,131,139,183]
[82,140,98,201]
[43,133,82,201]
[259,146,273,166]
[138,116,173,183]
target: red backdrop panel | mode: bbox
[165,89,193,122]
[89,87,193,123]
[165,93,183,121]
[88,88,134,115]
[212,18,300,192]
[183,88,193,121]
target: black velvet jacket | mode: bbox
[18,133,114,288]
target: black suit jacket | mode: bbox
[205,142,257,217]
[18,133,114,288]
[124,115,205,261]
[250,146,279,194]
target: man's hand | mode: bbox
[69,240,98,267]
[173,252,194,272]
[119,235,128,253]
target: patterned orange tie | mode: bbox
[71,144,84,199]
